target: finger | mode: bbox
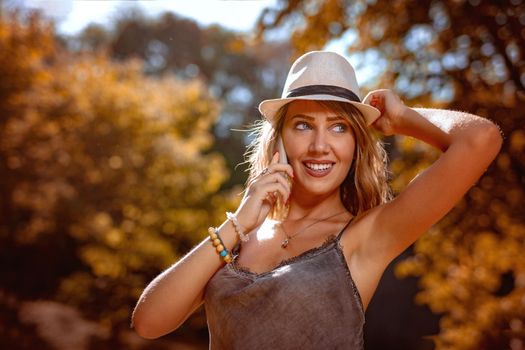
[363,92,372,105]
[257,172,291,194]
[371,95,383,110]
[254,183,290,205]
[254,174,291,198]
[273,174,291,199]
[266,163,294,179]
[364,90,386,110]
[265,191,279,205]
[256,152,281,178]
[262,191,275,205]
[363,90,379,105]
[260,181,290,203]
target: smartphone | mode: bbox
[273,136,291,221]
[276,136,288,165]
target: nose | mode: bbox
[309,129,330,154]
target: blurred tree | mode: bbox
[71,9,292,188]
[0,12,234,347]
[72,23,111,53]
[258,0,524,349]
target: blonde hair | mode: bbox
[245,100,391,218]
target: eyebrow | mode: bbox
[290,114,347,122]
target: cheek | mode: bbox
[339,138,356,162]
[286,148,304,171]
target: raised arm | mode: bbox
[132,153,293,339]
[360,89,502,264]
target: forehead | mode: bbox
[284,100,343,120]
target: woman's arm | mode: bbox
[359,89,502,264]
[131,219,239,339]
[132,153,293,339]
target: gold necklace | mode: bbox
[279,210,347,249]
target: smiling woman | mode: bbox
[132,51,502,349]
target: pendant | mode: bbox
[281,238,289,248]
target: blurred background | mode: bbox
[0,0,523,349]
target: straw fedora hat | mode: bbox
[258,51,380,125]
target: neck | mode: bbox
[287,190,347,221]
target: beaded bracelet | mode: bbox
[226,212,249,242]
[208,227,232,263]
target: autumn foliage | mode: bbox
[0,12,234,348]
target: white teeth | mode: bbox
[306,163,332,171]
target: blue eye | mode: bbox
[332,123,347,133]
[294,122,310,130]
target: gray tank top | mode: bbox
[204,219,365,349]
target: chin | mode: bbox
[299,182,340,197]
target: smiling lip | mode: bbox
[303,161,334,177]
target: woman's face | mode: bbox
[281,100,356,198]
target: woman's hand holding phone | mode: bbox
[233,152,293,234]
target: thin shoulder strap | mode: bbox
[336,216,355,241]
[231,241,241,256]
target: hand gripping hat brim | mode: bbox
[258,51,380,125]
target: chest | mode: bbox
[235,219,349,275]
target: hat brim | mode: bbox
[258,95,381,126]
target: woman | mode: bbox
[132,51,502,348]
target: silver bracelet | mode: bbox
[226,212,249,242]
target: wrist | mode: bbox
[393,106,418,136]
[394,107,451,151]
[226,212,250,242]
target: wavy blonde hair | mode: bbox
[245,100,391,218]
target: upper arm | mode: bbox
[361,121,502,264]
[132,235,224,339]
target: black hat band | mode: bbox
[286,84,361,103]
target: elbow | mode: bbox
[132,308,166,340]
[132,307,185,340]
[481,122,503,156]
[467,121,503,159]
[132,312,157,340]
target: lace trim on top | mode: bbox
[228,233,339,278]
[228,217,354,278]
